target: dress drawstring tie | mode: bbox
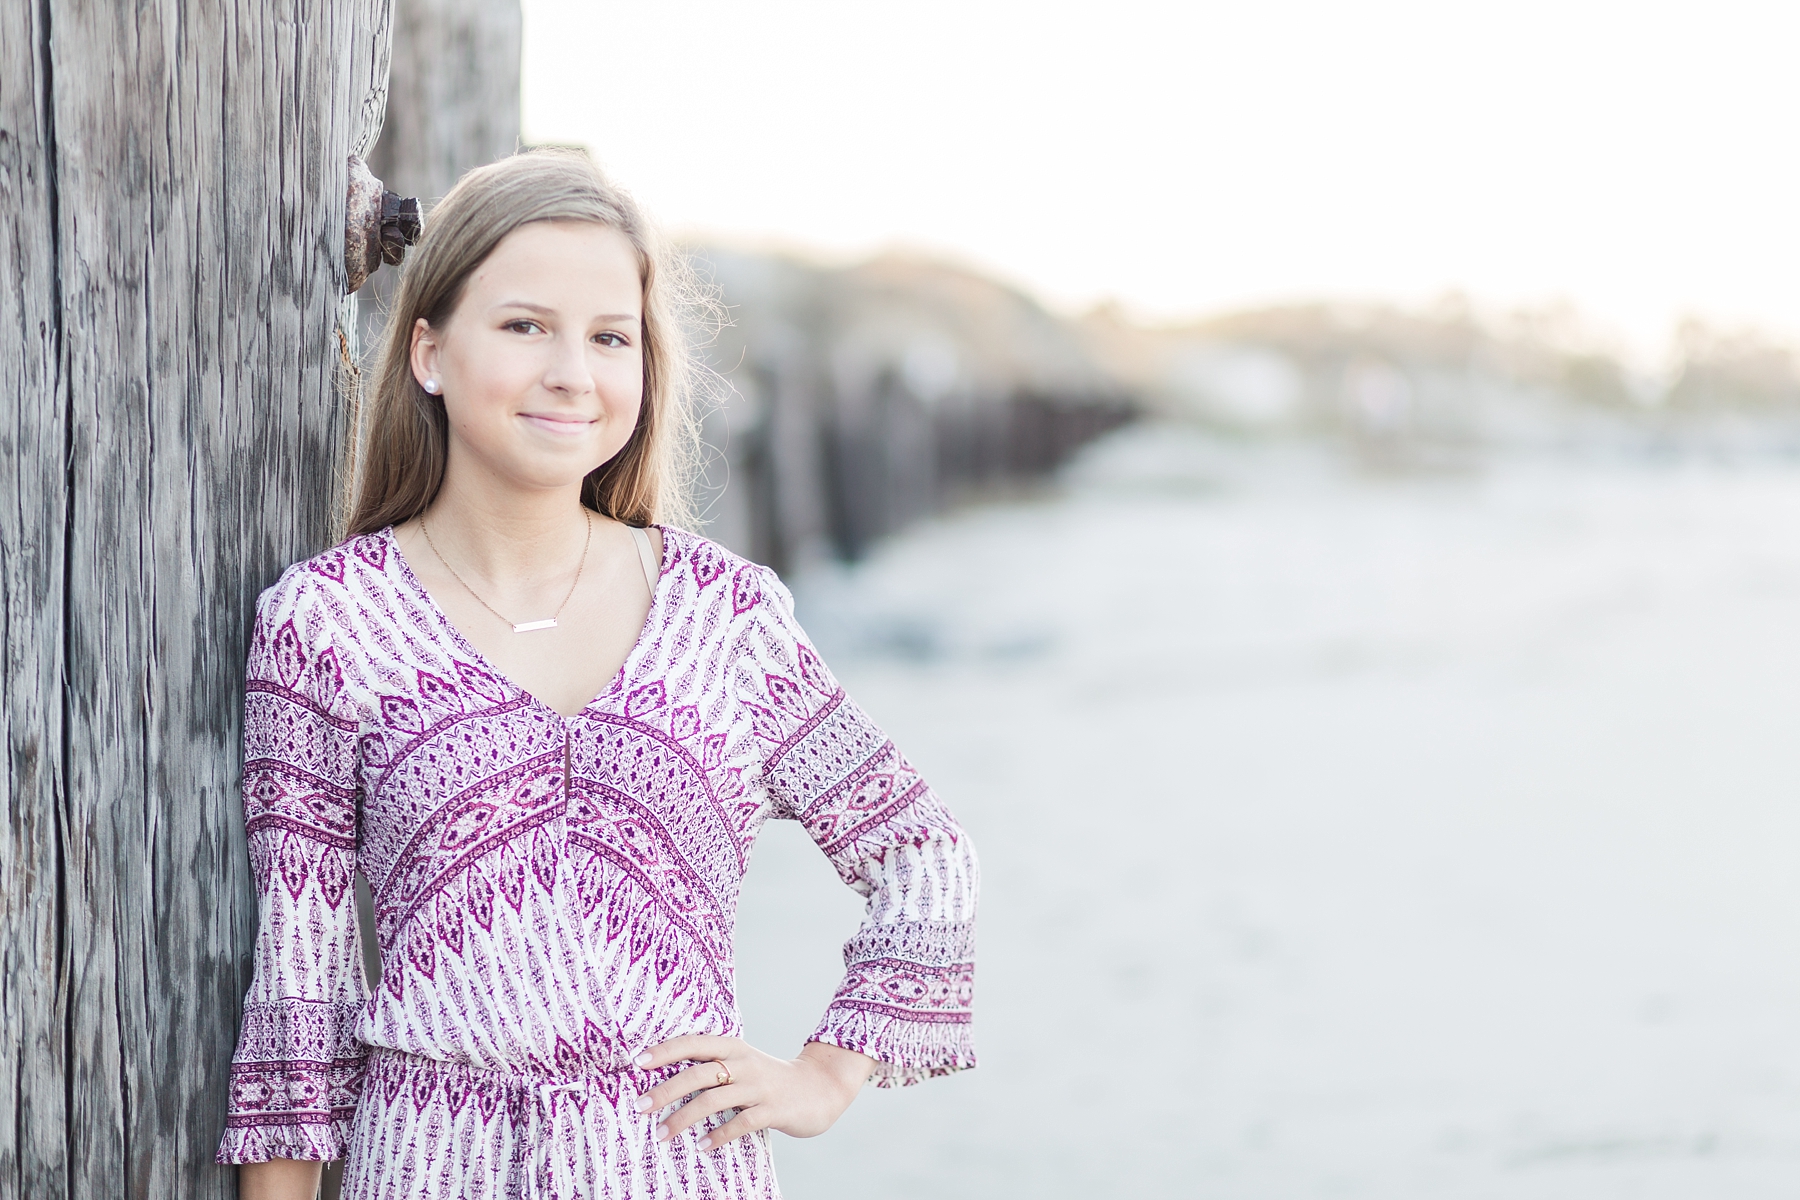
[363,1047,676,1200]
[509,1077,588,1198]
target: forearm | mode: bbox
[795,1040,875,1114]
[239,1157,323,1200]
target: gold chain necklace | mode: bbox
[420,510,592,634]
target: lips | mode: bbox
[518,412,596,436]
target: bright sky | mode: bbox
[522,0,1800,356]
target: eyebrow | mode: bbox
[493,300,641,324]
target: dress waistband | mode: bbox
[363,1047,689,1198]
[363,1045,683,1121]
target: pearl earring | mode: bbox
[423,379,441,395]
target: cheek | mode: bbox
[598,356,645,420]
[441,393,496,438]
[443,344,533,422]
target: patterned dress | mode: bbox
[215,526,979,1198]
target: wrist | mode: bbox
[798,1040,875,1102]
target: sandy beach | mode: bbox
[732,423,1800,1199]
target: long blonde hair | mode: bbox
[346,149,703,536]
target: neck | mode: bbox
[420,458,592,584]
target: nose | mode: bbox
[540,331,594,398]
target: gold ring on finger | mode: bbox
[713,1062,732,1088]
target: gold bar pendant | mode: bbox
[512,618,558,633]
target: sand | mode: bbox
[732,424,1800,1198]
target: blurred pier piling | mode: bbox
[691,248,1137,570]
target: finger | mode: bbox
[635,1061,741,1113]
[697,1109,769,1152]
[656,1085,749,1140]
[635,1034,738,1070]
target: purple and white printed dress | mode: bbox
[216,525,978,1199]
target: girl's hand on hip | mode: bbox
[633,1035,874,1150]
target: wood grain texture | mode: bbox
[0,0,68,1194]
[0,2,392,1196]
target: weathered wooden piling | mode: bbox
[0,4,392,1196]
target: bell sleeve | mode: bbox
[217,573,370,1163]
[737,565,979,1087]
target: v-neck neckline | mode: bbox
[381,522,668,722]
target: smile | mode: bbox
[517,412,596,437]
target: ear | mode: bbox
[409,317,441,393]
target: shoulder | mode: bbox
[253,530,396,633]
[653,529,845,704]
[655,525,794,621]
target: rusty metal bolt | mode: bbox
[345,155,423,294]
[380,194,423,266]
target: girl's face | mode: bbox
[411,220,645,497]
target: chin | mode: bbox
[492,453,599,492]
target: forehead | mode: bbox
[468,221,641,312]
